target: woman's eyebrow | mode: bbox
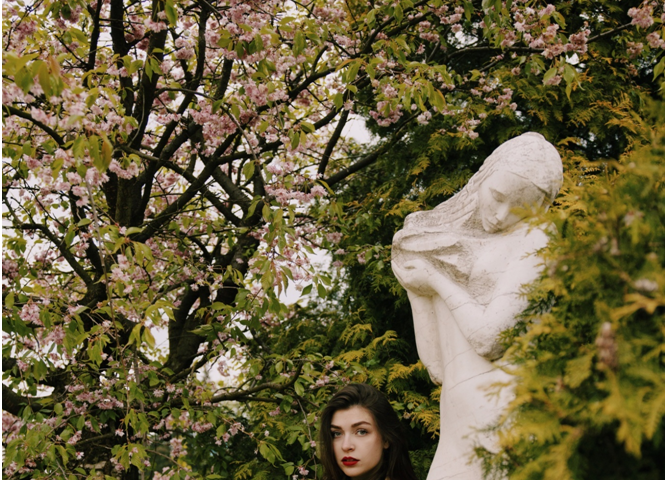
[351,421,372,427]
[330,421,372,429]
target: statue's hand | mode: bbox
[392,258,438,296]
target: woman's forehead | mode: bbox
[331,405,376,427]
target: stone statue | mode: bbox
[391,132,563,480]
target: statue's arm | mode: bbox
[406,291,444,385]
[433,240,545,359]
[393,231,547,360]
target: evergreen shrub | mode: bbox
[479,105,665,480]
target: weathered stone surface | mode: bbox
[392,132,562,479]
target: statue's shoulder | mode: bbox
[518,222,552,249]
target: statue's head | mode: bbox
[404,132,563,233]
[474,132,563,232]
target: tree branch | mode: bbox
[19,223,94,285]
[119,145,242,226]
[2,357,17,372]
[587,22,633,43]
[207,363,304,405]
[318,109,349,177]
[324,112,418,187]
[85,0,104,73]
[360,0,430,54]
[2,384,48,415]
[3,105,65,145]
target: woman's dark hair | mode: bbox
[319,383,419,480]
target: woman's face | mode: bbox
[330,405,388,480]
[478,170,545,233]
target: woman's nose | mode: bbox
[342,435,354,451]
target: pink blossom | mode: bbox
[646,32,664,49]
[311,185,327,197]
[20,303,42,325]
[417,111,432,125]
[325,232,342,243]
[144,18,168,32]
[626,42,644,58]
[545,74,563,86]
[567,30,590,54]
[628,5,654,28]
[501,31,517,47]
[538,5,556,17]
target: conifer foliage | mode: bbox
[477,106,665,480]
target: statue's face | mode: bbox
[478,170,545,233]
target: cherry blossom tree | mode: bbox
[2,0,663,478]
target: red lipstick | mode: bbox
[342,456,359,466]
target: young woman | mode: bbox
[319,383,419,480]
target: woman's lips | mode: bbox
[342,457,359,466]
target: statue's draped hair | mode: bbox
[404,132,563,231]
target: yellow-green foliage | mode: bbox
[480,108,665,480]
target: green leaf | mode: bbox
[4,53,39,76]
[290,131,300,149]
[125,226,143,235]
[394,4,403,22]
[653,57,664,80]
[15,67,34,93]
[366,9,376,26]
[333,93,344,109]
[128,323,142,347]
[253,34,264,52]
[72,136,87,159]
[432,89,446,110]
[293,30,305,56]
[259,443,275,464]
[89,135,102,167]
[242,161,255,180]
[345,60,361,84]
[165,0,178,26]
[463,1,473,21]
[86,88,100,108]
[35,61,53,98]
[563,64,576,84]
[142,327,155,349]
[100,134,113,171]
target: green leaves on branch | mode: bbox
[4,53,64,96]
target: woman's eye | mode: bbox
[356,429,368,436]
[331,431,341,438]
